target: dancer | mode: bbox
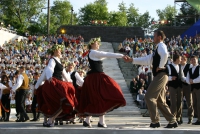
[124,30,178,128]
[180,55,193,124]
[30,72,40,121]
[0,75,12,121]
[166,54,185,124]
[186,55,200,125]
[11,66,30,122]
[78,37,126,128]
[36,44,77,127]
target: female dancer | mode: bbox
[36,44,77,127]
[78,37,126,128]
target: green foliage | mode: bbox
[156,5,177,26]
[127,3,140,26]
[0,0,46,34]
[176,2,198,26]
[108,11,127,26]
[78,0,109,25]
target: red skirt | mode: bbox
[78,72,126,116]
[36,77,77,118]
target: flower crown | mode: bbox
[47,44,64,54]
[88,37,101,45]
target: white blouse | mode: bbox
[45,57,72,82]
[69,71,84,87]
[89,49,124,61]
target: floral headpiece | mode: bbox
[47,44,64,54]
[88,37,101,45]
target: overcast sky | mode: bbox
[50,0,179,20]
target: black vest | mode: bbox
[168,64,182,88]
[52,58,63,81]
[189,66,200,91]
[88,51,103,74]
[182,64,190,85]
[70,71,78,88]
[152,48,167,76]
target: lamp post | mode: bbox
[70,7,73,25]
[47,0,50,35]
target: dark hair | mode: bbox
[1,75,8,83]
[154,30,166,40]
[190,55,198,59]
[173,54,180,62]
[14,70,19,75]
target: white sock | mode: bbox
[85,116,91,124]
[99,115,105,125]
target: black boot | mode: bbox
[30,112,37,121]
[4,112,10,122]
[36,113,40,121]
[16,113,24,122]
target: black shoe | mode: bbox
[177,121,182,125]
[164,122,178,128]
[16,119,24,122]
[192,120,200,125]
[30,118,37,121]
[188,119,192,124]
[55,121,58,125]
[4,119,9,122]
[150,122,160,128]
[23,117,29,122]
[97,122,107,128]
[60,121,63,125]
[83,121,92,128]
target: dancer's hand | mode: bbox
[189,79,193,84]
[123,55,133,62]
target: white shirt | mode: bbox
[89,49,123,61]
[12,74,24,92]
[132,42,168,69]
[186,65,200,84]
[167,63,184,81]
[69,71,84,87]
[45,57,72,82]
[0,83,8,99]
[25,99,32,106]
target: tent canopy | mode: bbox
[186,0,200,12]
[181,19,200,38]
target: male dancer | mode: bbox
[186,55,200,125]
[180,55,193,124]
[125,30,177,128]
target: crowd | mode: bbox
[0,34,90,122]
[1,29,200,128]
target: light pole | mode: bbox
[71,7,74,25]
[47,0,50,35]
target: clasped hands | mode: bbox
[122,55,133,62]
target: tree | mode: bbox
[108,11,127,26]
[156,5,177,25]
[176,2,198,26]
[78,0,109,25]
[0,0,46,34]
[51,0,74,25]
[107,2,128,26]
[127,3,140,26]
[137,11,152,29]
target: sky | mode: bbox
[50,0,179,20]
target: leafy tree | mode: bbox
[108,11,127,26]
[156,5,177,26]
[78,0,109,25]
[127,3,140,26]
[137,11,152,29]
[0,0,46,34]
[51,0,74,25]
[176,2,198,26]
